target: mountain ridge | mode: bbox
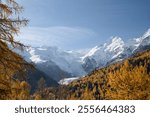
[15,29,150,83]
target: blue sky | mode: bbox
[17,0,150,50]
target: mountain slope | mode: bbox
[67,50,150,100]
[27,68,58,93]
[36,61,72,82]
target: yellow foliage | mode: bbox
[67,50,150,100]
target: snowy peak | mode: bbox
[82,37,125,60]
[142,29,150,39]
[130,29,150,52]
[81,46,101,60]
[112,36,123,43]
[81,36,125,66]
[25,46,61,64]
[105,37,125,59]
[27,47,48,63]
[140,29,150,45]
[105,37,124,52]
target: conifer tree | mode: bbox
[0,0,31,99]
[0,0,28,48]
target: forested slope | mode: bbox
[67,50,150,100]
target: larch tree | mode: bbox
[0,0,31,99]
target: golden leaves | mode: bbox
[68,50,150,100]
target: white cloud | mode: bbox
[15,26,98,50]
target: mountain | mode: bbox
[81,29,150,71]
[16,46,86,82]
[16,29,150,83]
[132,30,150,53]
[81,37,126,72]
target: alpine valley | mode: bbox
[16,29,150,85]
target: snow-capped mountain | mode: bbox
[132,29,150,53]
[81,37,126,72]
[16,46,86,81]
[16,29,150,83]
[27,46,86,76]
[126,29,150,53]
[82,29,150,71]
